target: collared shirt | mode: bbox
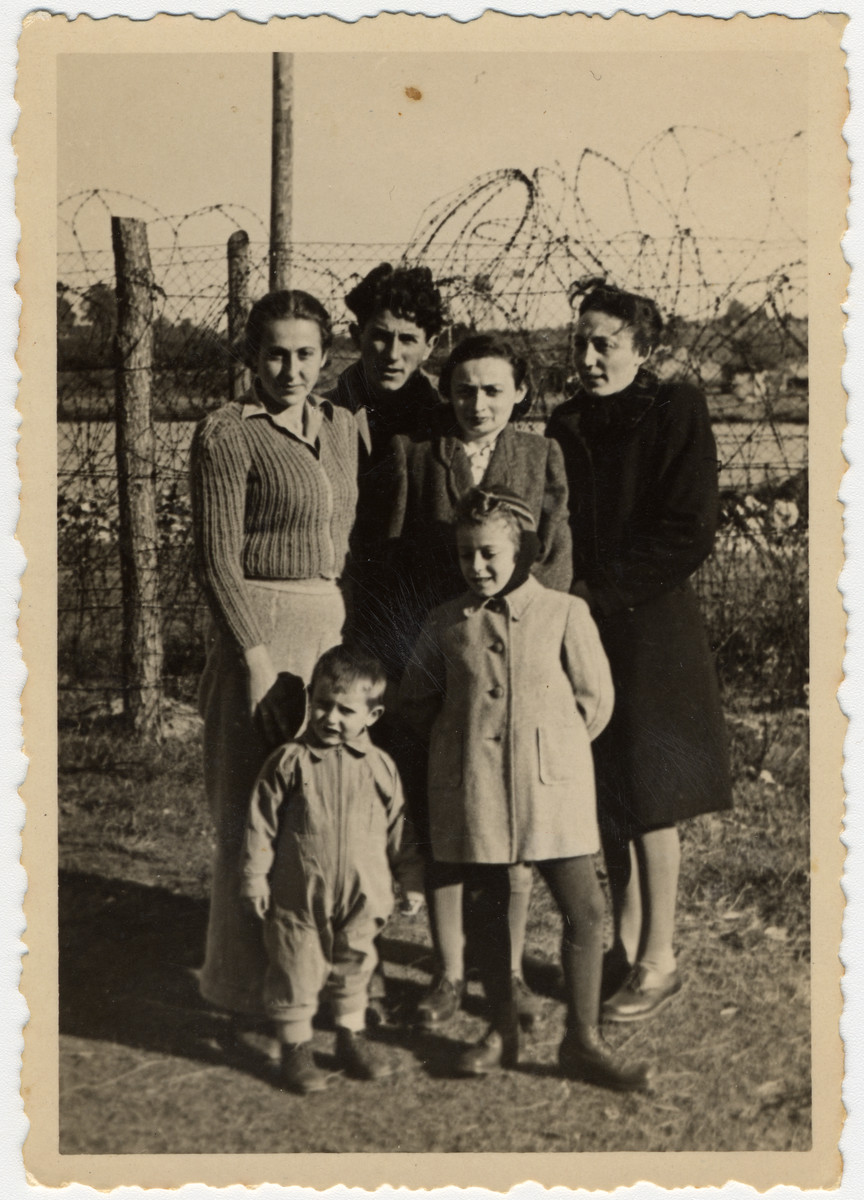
[240,388,332,450]
[461,436,500,485]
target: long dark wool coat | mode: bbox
[376,419,572,678]
[546,369,732,833]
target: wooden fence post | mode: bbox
[227,230,251,400]
[269,52,294,291]
[111,215,163,738]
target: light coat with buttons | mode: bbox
[399,576,614,864]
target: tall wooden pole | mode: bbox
[111,215,163,739]
[227,230,251,399]
[270,52,294,292]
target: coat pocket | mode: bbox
[537,725,577,785]
[429,725,463,789]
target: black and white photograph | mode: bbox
[14,10,847,1191]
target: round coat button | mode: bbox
[490,640,505,654]
[490,685,505,699]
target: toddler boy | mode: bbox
[241,645,424,1094]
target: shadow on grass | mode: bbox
[59,869,215,1059]
[59,869,449,1072]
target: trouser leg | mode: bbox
[262,910,330,1045]
[326,916,382,1030]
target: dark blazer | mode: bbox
[371,422,572,678]
[327,362,449,651]
[546,370,732,830]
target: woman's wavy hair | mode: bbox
[576,283,664,357]
[243,290,333,368]
[345,263,445,339]
[438,334,533,422]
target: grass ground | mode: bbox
[57,700,810,1155]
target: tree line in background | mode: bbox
[57,279,808,423]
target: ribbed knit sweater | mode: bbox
[190,393,358,649]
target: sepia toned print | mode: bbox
[17,10,846,1192]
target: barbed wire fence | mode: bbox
[57,126,808,733]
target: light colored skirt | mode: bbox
[198,579,346,1015]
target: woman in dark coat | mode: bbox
[546,284,731,1023]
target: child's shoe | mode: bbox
[558,1025,651,1092]
[335,1027,394,1081]
[415,975,464,1027]
[280,1042,329,1094]
[511,973,541,1031]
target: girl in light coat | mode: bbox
[400,486,651,1090]
[382,334,571,1031]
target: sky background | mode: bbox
[57,51,808,253]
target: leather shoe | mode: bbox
[415,976,464,1027]
[280,1041,329,1094]
[558,1026,651,1092]
[456,1024,519,1076]
[602,965,682,1023]
[334,1027,393,1081]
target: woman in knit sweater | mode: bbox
[190,290,358,1024]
